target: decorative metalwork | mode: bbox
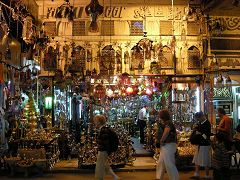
[44,46,57,71]
[159,21,173,35]
[73,21,86,36]
[131,44,144,71]
[209,17,240,31]
[187,46,201,69]
[85,0,104,32]
[78,123,136,167]
[100,45,115,76]
[101,20,114,36]
[130,21,144,36]
[138,37,153,60]
[213,87,232,99]
[44,22,57,36]
[116,49,122,74]
[158,46,173,69]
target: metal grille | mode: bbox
[69,46,86,72]
[159,46,173,68]
[101,20,114,36]
[100,45,115,76]
[130,21,143,36]
[160,21,173,35]
[188,46,201,69]
[213,87,232,99]
[187,22,200,35]
[44,22,56,36]
[73,21,86,36]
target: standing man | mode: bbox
[138,105,148,144]
[94,115,120,180]
[217,108,232,141]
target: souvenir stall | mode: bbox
[4,93,60,176]
[78,122,136,167]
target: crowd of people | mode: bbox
[135,106,240,180]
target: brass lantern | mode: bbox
[93,84,106,99]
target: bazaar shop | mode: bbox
[1,0,239,176]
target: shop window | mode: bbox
[187,46,201,69]
[73,21,86,36]
[160,21,173,35]
[44,22,56,36]
[130,21,143,36]
[158,46,173,69]
[187,22,200,35]
[101,20,114,36]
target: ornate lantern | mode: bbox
[126,86,134,95]
[93,84,106,99]
[121,72,130,85]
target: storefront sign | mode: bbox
[44,5,185,20]
[134,6,183,20]
[46,6,125,19]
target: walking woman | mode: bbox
[156,109,179,180]
[94,115,120,180]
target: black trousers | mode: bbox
[139,120,146,144]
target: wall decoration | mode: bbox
[187,46,201,69]
[44,46,57,71]
[100,45,115,76]
[85,0,104,32]
[158,46,173,69]
[131,45,144,70]
[116,49,122,74]
[68,45,86,73]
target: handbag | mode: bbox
[189,130,204,145]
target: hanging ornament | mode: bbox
[106,88,114,97]
[22,16,34,44]
[1,33,10,49]
[126,86,134,95]
[93,84,106,99]
[146,87,152,95]
[85,0,104,32]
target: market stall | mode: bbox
[78,122,136,168]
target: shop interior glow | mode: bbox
[196,87,201,112]
[45,96,53,109]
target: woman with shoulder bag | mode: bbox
[156,109,179,180]
[192,112,211,179]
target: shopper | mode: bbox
[233,124,240,141]
[138,105,148,144]
[0,108,9,150]
[191,112,211,179]
[94,115,120,180]
[212,132,231,180]
[217,108,232,141]
[156,109,179,180]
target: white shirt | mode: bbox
[138,107,148,121]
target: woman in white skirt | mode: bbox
[192,112,211,179]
